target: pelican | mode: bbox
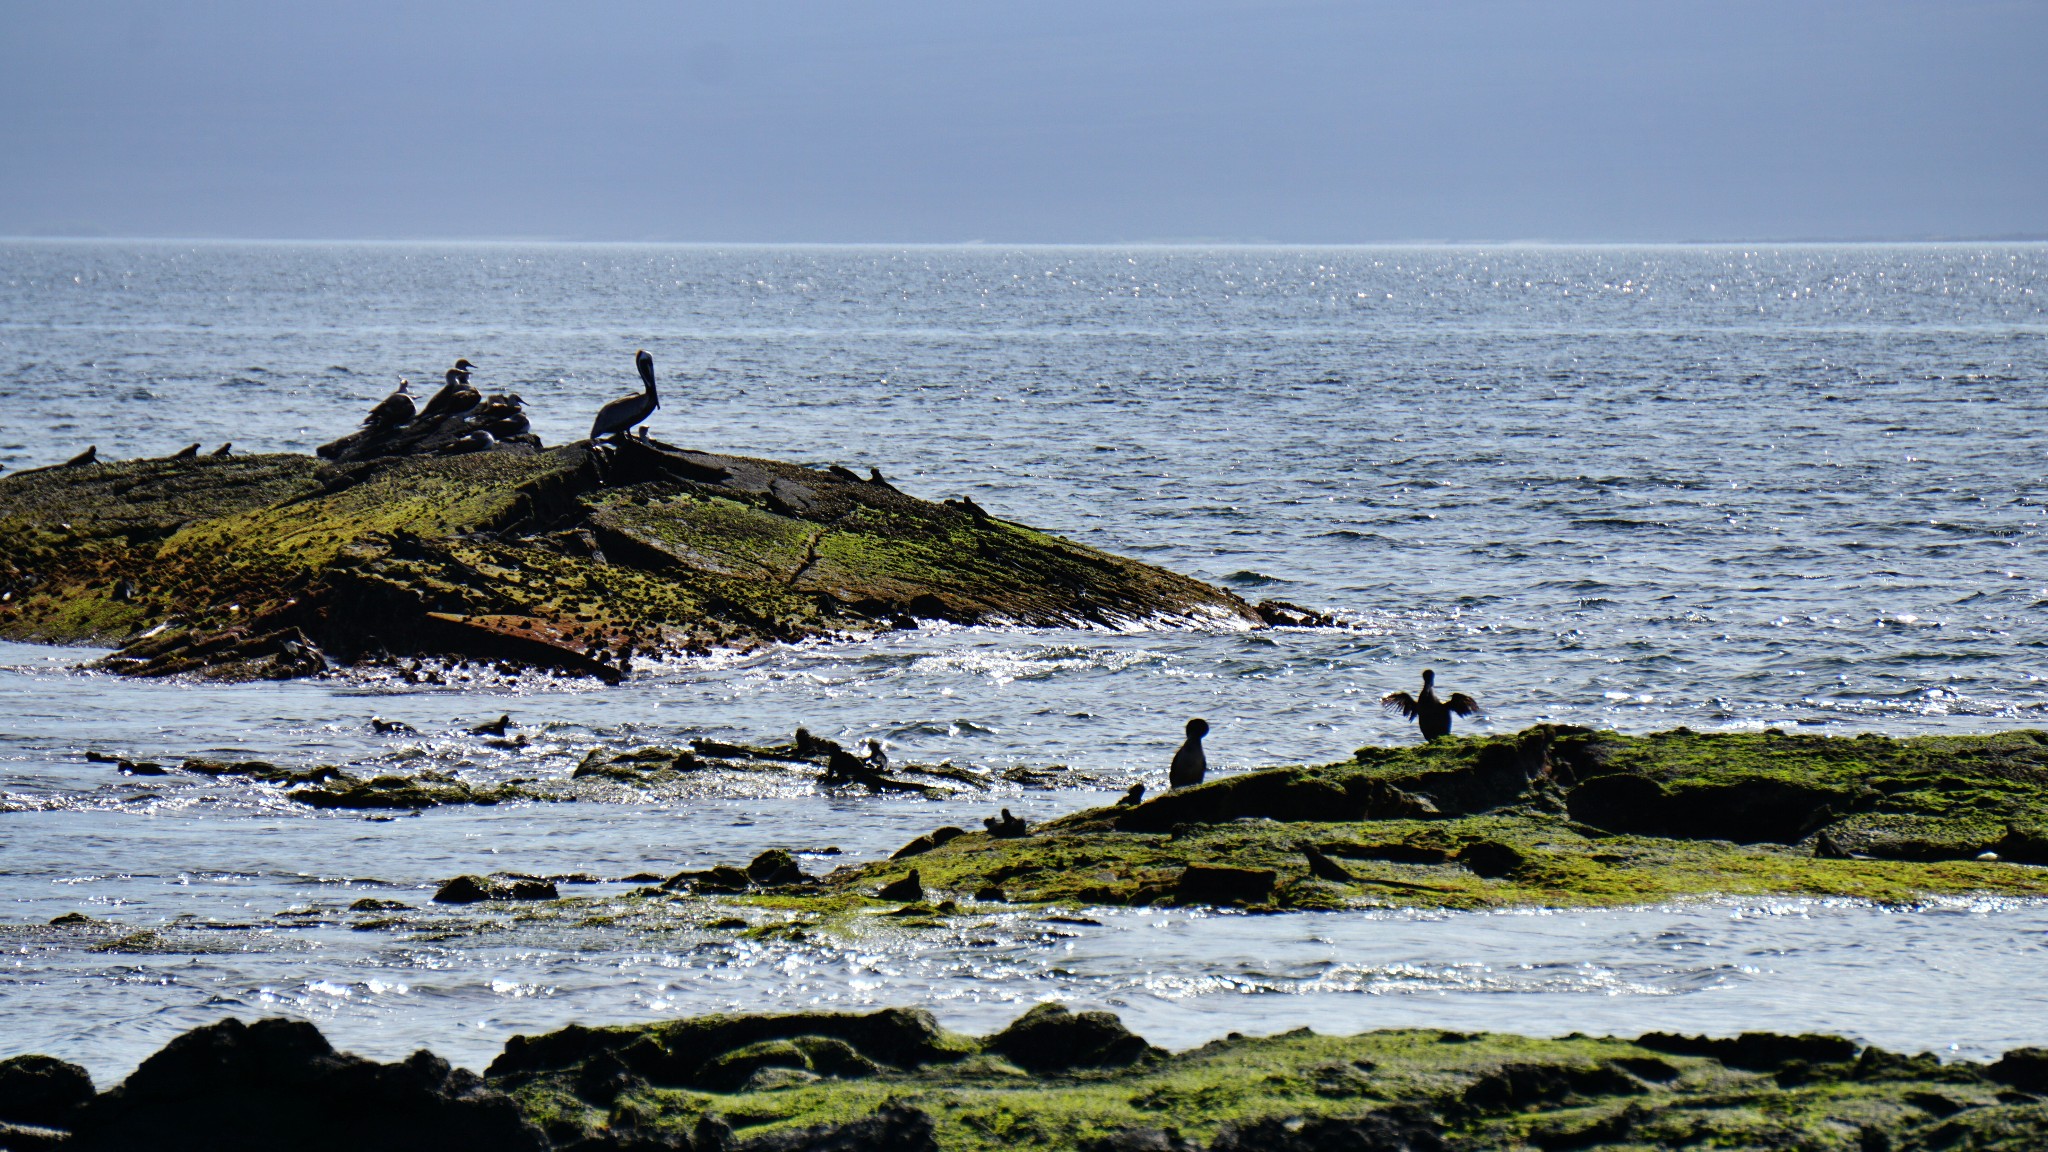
[591,350,659,441]
[363,378,415,427]
[1381,669,1481,741]
[1168,718,1208,789]
[419,360,480,420]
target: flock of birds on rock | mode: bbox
[355,350,659,445]
[317,351,668,464]
[39,352,666,473]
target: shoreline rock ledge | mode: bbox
[0,439,1291,681]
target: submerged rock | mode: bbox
[433,875,559,904]
[0,441,1264,681]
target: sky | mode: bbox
[0,1,2043,243]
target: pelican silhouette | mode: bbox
[419,360,480,420]
[1381,669,1480,741]
[363,378,416,427]
[591,351,659,441]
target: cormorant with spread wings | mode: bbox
[1381,669,1480,741]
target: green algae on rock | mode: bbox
[711,726,2048,915]
[0,439,1268,680]
[481,1005,2048,1151]
[13,1006,2045,1150]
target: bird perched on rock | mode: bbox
[591,350,660,441]
[168,443,199,460]
[211,443,233,456]
[1115,783,1146,807]
[363,378,416,427]
[1169,718,1209,789]
[1381,669,1481,741]
[439,429,497,455]
[862,739,889,773]
[469,714,512,737]
[62,446,97,467]
[419,360,480,420]
[983,809,1029,838]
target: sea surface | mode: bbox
[1,241,2046,1077]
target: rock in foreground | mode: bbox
[6,1007,2047,1150]
[0,441,1267,681]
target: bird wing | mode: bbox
[1381,691,1419,718]
[1446,693,1482,717]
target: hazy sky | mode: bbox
[1,1,2042,242]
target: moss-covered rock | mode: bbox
[0,440,1264,680]
[478,1007,2048,1150]
[702,726,2048,914]
[14,1008,2048,1150]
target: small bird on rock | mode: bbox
[363,378,416,427]
[983,809,1029,838]
[1115,783,1146,807]
[469,714,512,737]
[169,444,199,460]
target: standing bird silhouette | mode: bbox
[1381,669,1480,741]
[591,350,660,441]
[363,378,416,427]
[1169,718,1209,789]
[419,359,480,420]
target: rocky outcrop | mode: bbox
[787,726,2048,912]
[0,1054,94,1130]
[0,440,1267,681]
[983,1003,1161,1072]
[486,1007,971,1092]
[60,1017,546,1151]
[11,1008,2044,1152]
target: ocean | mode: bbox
[1,240,2044,1075]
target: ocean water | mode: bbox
[2,241,2046,1076]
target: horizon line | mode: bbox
[4,234,2046,249]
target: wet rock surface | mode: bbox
[10,1008,2048,1151]
[434,875,562,904]
[0,442,1265,682]
[762,725,2048,913]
